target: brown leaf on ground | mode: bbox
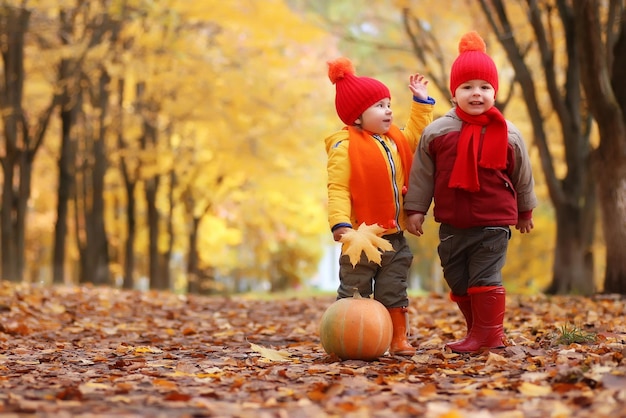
[1,281,626,417]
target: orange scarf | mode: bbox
[347,125,413,229]
[449,106,508,192]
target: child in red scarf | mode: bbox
[404,31,537,353]
[325,57,435,355]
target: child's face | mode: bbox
[356,98,392,134]
[453,80,496,115]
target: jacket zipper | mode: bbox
[373,134,400,231]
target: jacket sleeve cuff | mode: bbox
[331,222,352,232]
[413,96,436,105]
[519,210,533,220]
[405,210,426,216]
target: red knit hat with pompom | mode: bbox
[449,31,498,96]
[328,57,390,125]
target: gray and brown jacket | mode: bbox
[404,108,537,229]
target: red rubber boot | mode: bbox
[446,286,506,353]
[387,307,416,356]
[449,292,473,344]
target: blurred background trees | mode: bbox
[0,0,623,295]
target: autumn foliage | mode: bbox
[1,281,626,417]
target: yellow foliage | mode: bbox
[198,216,242,268]
[340,223,395,267]
[16,0,575,293]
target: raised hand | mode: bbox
[409,73,429,101]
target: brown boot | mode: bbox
[387,307,416,356]
[447,286,506,353]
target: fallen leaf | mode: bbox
[134,346,163,354]
[250,342,292,362]
[485,351,508,367]
[518,381,552,396]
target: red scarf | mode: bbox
[449,106,508,192]
[347,125,413,229]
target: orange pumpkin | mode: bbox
[319,290,392,361]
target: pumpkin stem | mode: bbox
[351,288,363,299]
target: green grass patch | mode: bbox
[555,323,597,345]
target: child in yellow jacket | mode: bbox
[325,57,434,355]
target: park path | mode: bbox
[1,282,625,417]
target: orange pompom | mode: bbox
[327,57,355,84]
[458,31,487,54]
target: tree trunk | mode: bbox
[78,71,110,285]
[598,161,626,293]
[93,72,110,285]
[545,204,595,294]
[14,142,32,282]
[0,6,56,282]
[163,169,176,288]
[573,0,626,293]
[145,175,162,289]
[0,7,28,282]
[113,78,135,290]
[53,10,80,285]
[601,2,626,293]
[53,85,77,285]
[186,217,201,294]
[136,82,166,290]
[123,181,136,289]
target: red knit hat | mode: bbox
[327,57,390,125]
[449,31,498,96]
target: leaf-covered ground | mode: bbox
[1,282,626,418]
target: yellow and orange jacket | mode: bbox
[325,98,434,235]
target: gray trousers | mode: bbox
[337,231,412,308]
[437,224,510,296]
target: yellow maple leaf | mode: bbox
[339,223,395,267]
[249,342,292,362]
